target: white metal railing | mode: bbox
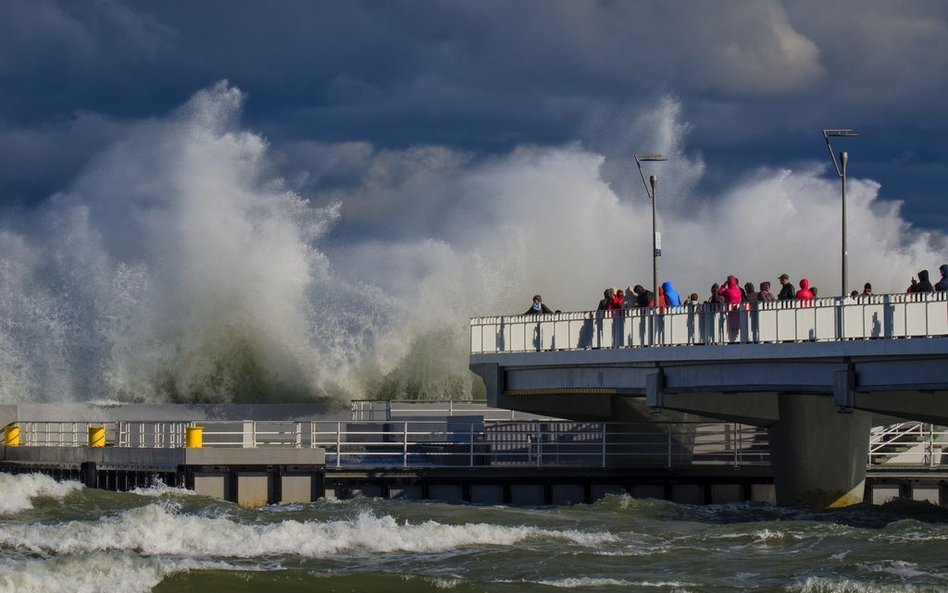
[868,422,947,467]
[6,418,767,469]
[9,418,945,470]
[15,421,191,448]
[350,399,560,422]
[470,292,948,353]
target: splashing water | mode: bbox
[0,82,943,403]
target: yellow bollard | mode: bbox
[186,426,203,449]
[4,424,20,447]
[88,426,106,448]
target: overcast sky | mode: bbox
[2,0,947,228]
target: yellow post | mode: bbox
[4,424,20,447]
[88,426,106,448]
[186,426,203,449]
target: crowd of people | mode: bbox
[523,264,948,315]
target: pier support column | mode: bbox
[768,393,871,508]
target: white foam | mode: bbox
[0,473,82,515]
[503,577,699,589]
[792,576,934,593]
[129,480,196,498]
[0,504,617,558]
[0,555,239,593]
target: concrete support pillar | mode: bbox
[768,393,871,508]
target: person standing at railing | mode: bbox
[795,278,814,301]
[632,285,654,308]
[777,273,795,300]
[661,281,681,307]
[743,282,758,304]
[718,276,742,305]
[706,283,723,306]
[757,282,776,303]
[610,289,625,310]
[936,265,948,291]
[861,282,874,298]
[523,294,554,315]
[597,288,615,313]
[910,270,934,293]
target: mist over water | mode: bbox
[0,82,943,403]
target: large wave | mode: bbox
[0,82,942,403]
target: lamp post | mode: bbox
[634,153,668,344]
[822,128,859,297]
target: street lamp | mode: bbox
[822,128,859,296]
[634,153,668,344]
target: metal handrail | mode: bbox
[470,292,948,353]
[8,417,943,470]
[867,422,946,467]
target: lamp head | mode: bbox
[634,153,668,164]
[822,128,859,138]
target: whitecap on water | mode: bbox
[0,554,242,593]
[0,505,617,558]
[0,474,82,515]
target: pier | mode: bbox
[1,400,946,507]
[470,293,948,507]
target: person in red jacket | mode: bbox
[718,276,742,305]
[795,278,814,301]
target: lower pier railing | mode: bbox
[8,418,944,470]
[7,419,769,470]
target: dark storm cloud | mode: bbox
[1,0,947,227]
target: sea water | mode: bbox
[1,473,946,592]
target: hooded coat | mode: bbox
[661,281,681,307]
[718,276,742,305]
[912,270,934,293]
[795,278,814,301]
[936,265,948,291]
[757,282,776,303]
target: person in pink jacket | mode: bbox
[718,276,743,305]
[795,278,814,300]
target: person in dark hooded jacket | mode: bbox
[936,265,948,291]
[632,285,653,308]
[910,270,934,293]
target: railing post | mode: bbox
[601,423,607,468]
[535,421,542,467]
[336,421,342,468]
[930,423,936,468]
[735,424,742,468]
[667,429,672,468]
[469,422,475,467]
[402,422,408,467]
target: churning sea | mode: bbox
[0,473,946,593]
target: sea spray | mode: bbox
[0,82,944,403]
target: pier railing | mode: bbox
[471,292,948,352]
[9,418,944,470]
[350,399,556,422]
[8,419,767,469]
[869,422,948,467]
